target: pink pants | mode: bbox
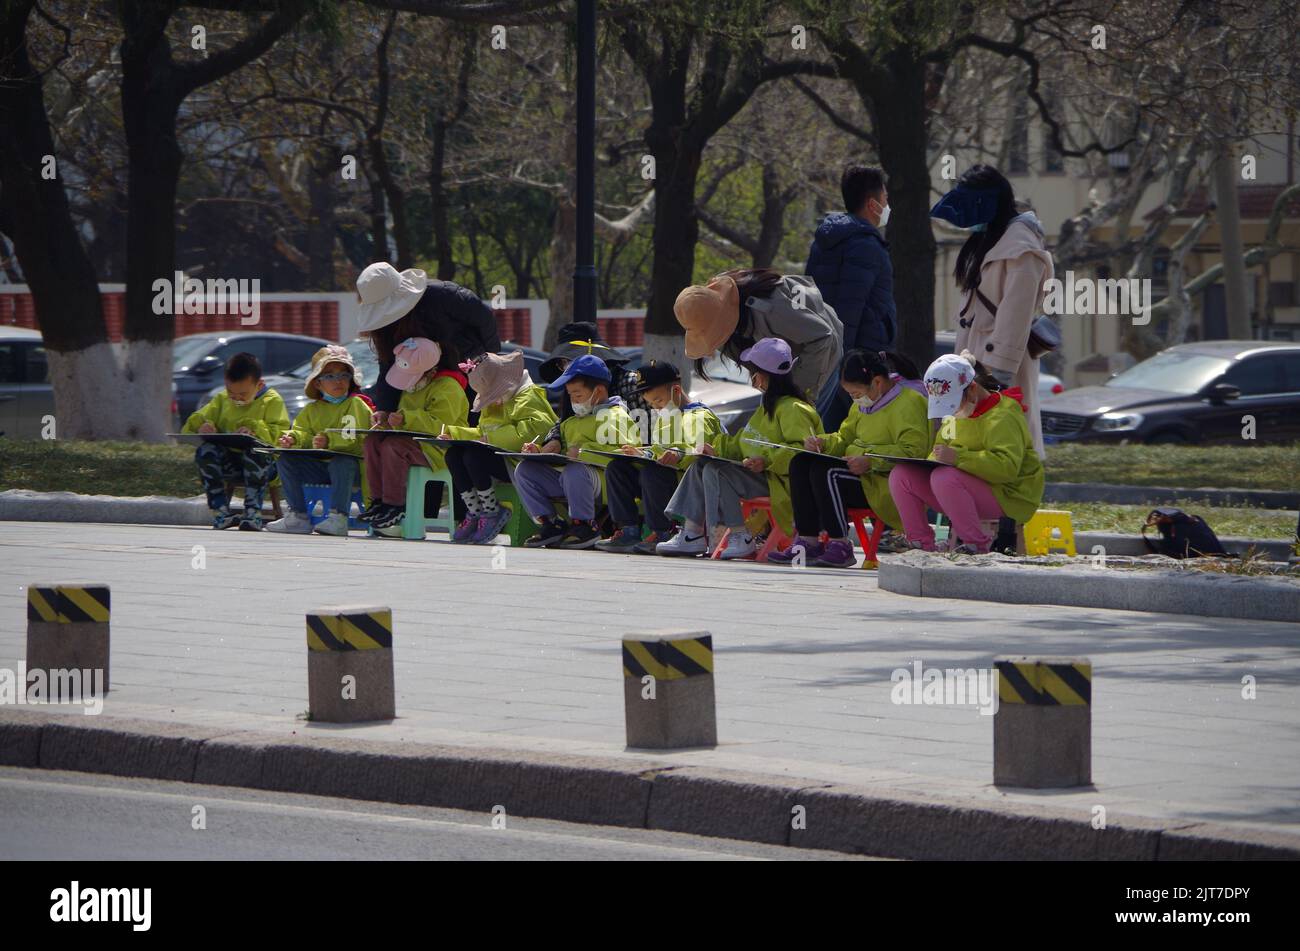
[888,463,1005,552]
[364,436,430,504]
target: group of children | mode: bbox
[182,332,1044,563]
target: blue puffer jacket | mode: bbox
[805,212,896,352]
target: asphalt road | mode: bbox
[0,767,874,861]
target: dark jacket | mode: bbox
[805,212,895,353]
[372,280,501,412]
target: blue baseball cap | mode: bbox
[547,353,611,393]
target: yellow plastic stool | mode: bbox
[1024,510,1076,556]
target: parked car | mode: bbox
[207,338,551,421]
[175,331,328,419]
[934,330,1065,398]
[0,327,52,439]
[1038,341,1300,444]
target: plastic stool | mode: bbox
[493,482,534,548]
[303,484,366,529]
[846,508,885,569]
[1024,510,1076,556]
[401,467,456,540]
[711,496,791,563]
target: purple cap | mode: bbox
[738,337,795,375]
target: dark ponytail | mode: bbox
[744,362,803,417]
[965,355,1005,392]
[841,348,921,385]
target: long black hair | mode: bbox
[693,267,784,380]
[952,165,1017,293]
[742,361,803,417]
[841,349,921,385]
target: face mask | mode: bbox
[853,394,873,410]
[571,400,593,418]
[322,392,349,404]
[954,396,975,419]
[406,376,431,393]
[877,202,891,228]
[229,395,251,407]
[968,222,987,233]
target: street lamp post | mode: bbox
[572,0,597,326]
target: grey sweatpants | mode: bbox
[665,458,769,530]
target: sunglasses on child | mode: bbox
[317,371,352,383]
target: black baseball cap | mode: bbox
[632,361,681,393]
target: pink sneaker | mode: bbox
[452,515,478,543]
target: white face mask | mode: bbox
[571,399,594,417]
[954,395,975,419]
[853,395,873,410]
[877,202,891,228]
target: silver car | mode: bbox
[0,327,53,439]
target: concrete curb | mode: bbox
[878,552,1300,622]
[0,489,210,525]
[1045,482,1299,510]
[1075,531,1294,563]
[2,710,1296,860]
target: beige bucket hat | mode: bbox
[674,274,741,359]
[468,350,528,412]
[304,345,362,400]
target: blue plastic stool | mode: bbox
[303,484,365,530]
[401,467,456,540]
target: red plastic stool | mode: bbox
[711,496,791,563]
[846,508,886,569]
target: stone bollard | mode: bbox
[306,605,395,723]
[994,656,1091,788]
[622,632,716,749]
[27,583,111,697]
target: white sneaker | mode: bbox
[656,529,707,556]
[266,511,313,534]
[314,513,349,536]
[718,531,757,560]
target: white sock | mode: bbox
[460,490,481,517]
[476,488,499,515]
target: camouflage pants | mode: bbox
[195,443,274,512]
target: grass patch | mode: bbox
[1044,442,1300,491]
[0,438,199,498]
[1067,500,1297,539]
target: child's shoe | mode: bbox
[717,531,756,560]
[633,527,674,555]
[357,501,387,523]
[813,538,857,568]
[211,507,240,530]
[767,536,824,565]
[525,516,567,548]
[372,505,406,529]
[372,520,405,538]
[267,511,313,534]
[471,508,512,544]
[451,515,479,543]
[656,528,707,557]
[238,507,263,531]
[595,525,642,553]
[314,513,349,537]
[559,520,600,550]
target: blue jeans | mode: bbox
[277,454,360,515]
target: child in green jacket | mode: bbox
[769,349,931,568]
[513,354,642,549]
[182,351,291,530]
[266,346,374,537]
[660,337,821,559]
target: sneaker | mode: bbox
[525,517,567,549]
[470,507,512,544]
[372,521,404,538]
[768,536,824,565]
[950,542,989,555]
[717,531,757,560]
[560,521,600,550]
[238,508,263,531]
[876,529,910,554]
[314,513,349,537]
[657,529,707,557]
[266,511,313,534]
[595,525,642,553]
[357,502,388,523]
[451,515,479,543]
[211,508,240,530]
[372,505,406,529]
[813,538,857,568]
[633,527,675,555]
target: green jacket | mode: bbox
[820,386,931,529]
[650,402,725,471]
[443,383,556,452]
[565,398,643,468]
[714,395,821,535]
[395,374,470,469]
[285,396,374,456]
[182,386,291,445]
[931,392,1044,523]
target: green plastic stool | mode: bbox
[493,482,533,548]
[402,467,456,540]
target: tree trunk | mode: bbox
[430,118,455,280]
[1212,144,1251,338]
[306,143,337,290]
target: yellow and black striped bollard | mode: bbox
[26,583,111,696]
[622,632,716,749]
[994,656,1091,788]
[306,606,395,723]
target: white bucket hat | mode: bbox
[356,262,427,334]
[923,353,976,419]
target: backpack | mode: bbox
[1141,507,1228,559]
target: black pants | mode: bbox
[605,456,680,534]
[788,453,866,538]
[445,442,510,494]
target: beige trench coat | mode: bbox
[951,216,1054,457]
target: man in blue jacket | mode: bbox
[806,165,896,430]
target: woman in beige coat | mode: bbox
[932,166,1054,457]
